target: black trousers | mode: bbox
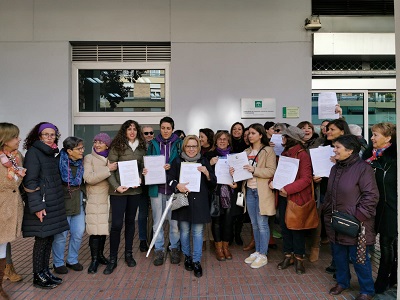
[109,194,143,257]
[376,234,398,287]
[33,236,54,273]
[211,208,234,242]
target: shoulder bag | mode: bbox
[210,189,220,217]
[171,192,189,210]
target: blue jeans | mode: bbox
[332,243,375,295]
[179,221,204,262]
[151,193,180,251]
[246,188,270,255]
[52,206,85,267]
[138,194,149,241]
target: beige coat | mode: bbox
[242,146,277,216]
[83,150,112,235]
[0,151,24,244]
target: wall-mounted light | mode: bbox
[305,15,321,31]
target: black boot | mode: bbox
[139,240,149,252]
[193,261,203,278]
[184,255,193,271]
[125,251,137,267]
[33,271,58,289]
[88,236,100,274]
[103,257,117,275]
[43,267,62,285]
[98,235,109,265]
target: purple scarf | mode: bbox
[216,146,231,157]
[93,147,109,158]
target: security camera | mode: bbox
[304,17,321,31]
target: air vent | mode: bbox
[312,0,394,15]
[71,43,171,62]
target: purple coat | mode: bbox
[322,154,379,246]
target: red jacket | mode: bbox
[281,144,313,206]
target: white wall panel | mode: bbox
[0,0,34,41]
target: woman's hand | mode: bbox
[229,167,235,176]
[269,141,276,147]
[229,182,237,189]
[164,164,171,171]
[107,161,118,172]
[198,166,210,180]
[210,156,218,166]
[279,187,288,197]
[330,156,337,163]
[313,175,322,183]
[177,182,190,193]
[243,164,255,174]
[335,104,343,117]
[116,186,129,193]
[142,168,148,176]
[268,181,274,189]
[35,209,46,222]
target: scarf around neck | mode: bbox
[128,139,139,152]
[59,149,84,186]
[94,147,109,158]
[0,150,26,181]
[216,146,231,157]
[181,152,201,162]
[365,144,391,164]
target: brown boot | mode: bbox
[222,241,232,260]
[0,259,10,300]
[243,238,255,251]
[214,242,226,261]
[3,263,22,282]
[294,255,306,274]
[277,253,294,270]
[309,247,320,263]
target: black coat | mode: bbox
[22,141,69,238]
[362,144,397,238]
[169,156,216,224]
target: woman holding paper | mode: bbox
[205,131,239,261]
[104,120,146,275]
[233,123,276,269]
[271,126,313,274]
[83,133,117,274]
[168,135,217,278]
[362,122,397,294]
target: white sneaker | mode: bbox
[244,252,259,264]
[250,254,268,269]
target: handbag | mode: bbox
[285,187,319,230]
[210,190,220,217]
[331,210,360,238]
[236,192,244,207]
[171,192,189,211]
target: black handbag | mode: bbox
[331,210,361,238]
[210,191,220,217]
[171,192,189,211]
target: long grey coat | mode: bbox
[83,150,112,235]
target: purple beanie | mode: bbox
[94,133,112,147]
[38,123,58,134]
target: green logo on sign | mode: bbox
[255,101,262,108]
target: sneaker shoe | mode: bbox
[153,250,164,266]
[244,252,259,264]
[250,254,268,269]
[170,248,181,264]
[53,264,68,274]
[66,262,83,271]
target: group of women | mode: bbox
[0,116,397,298]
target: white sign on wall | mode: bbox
[241,98,276,119]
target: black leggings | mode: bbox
[109,194,143,257]
[211,208,233,242]
[33,236,54,273]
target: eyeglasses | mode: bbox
[74,147,85,152]
[274,129,281,133]
[143,131,154,136]
[185,145,197,149]
[41,133,56,138]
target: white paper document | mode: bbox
[179,162,201,192]
[215,158,233,185]
[144,155,166,185]
[227,152,253,182]
[318,92,339,119]
[270,134,284,156]
[118,160,140,187]
[309,146,335,177]
[272,156,299,190]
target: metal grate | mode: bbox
[312,0,394,15]
[313,61,363,71]
[370,60,396,70]
[71,43,171,62]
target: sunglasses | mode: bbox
[143,131,154,136]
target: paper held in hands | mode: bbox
[179,162,201,192]
[144,155,166,185]
[272,156,299,190]
[215,157,233,185]
[118,160,140,187]
[309,146,335,177]
[227,152,253,182]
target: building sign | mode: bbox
[283,106,300,118]
[241,98,276,119]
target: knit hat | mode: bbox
[38,123,57,135]
[93,133,112,147]
[282,126,305,143]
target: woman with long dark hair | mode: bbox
[22,122,69,289]
[104,120,146,275]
